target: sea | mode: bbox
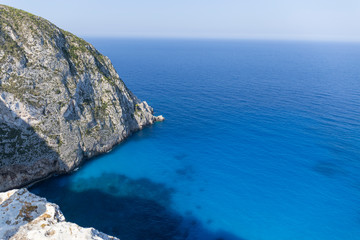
[30,39,360,240]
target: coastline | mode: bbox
[5,117,164,192]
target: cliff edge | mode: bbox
[0,5,163,191]
[0,188,119,239]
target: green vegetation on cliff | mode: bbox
[0,4,158,191]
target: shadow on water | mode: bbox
[30,173,245,240]
[313,160,345,178]
[176,165,195,181]
[174,153,188,161]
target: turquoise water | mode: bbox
[31,39,360,240]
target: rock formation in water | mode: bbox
[0,188,119,239]
[0,4,164,191]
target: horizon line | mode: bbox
[79,35,360,44]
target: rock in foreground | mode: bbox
[0,188,119,240]
[0,4,163,191]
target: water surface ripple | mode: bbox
[31,39,360,240]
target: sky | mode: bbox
[1,0,360,41]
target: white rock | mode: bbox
[0,189,118,240]
[155,115,165,122]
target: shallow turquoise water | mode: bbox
[31,39,360,240]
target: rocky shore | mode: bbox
[0,4,164,239]
[0,188,119,239]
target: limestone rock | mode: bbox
[154,115,165,122]
[0,188,118,240]
[0,5,163,191]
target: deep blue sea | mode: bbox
[31,39,360,240]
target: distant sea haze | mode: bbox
[31,39,360,240]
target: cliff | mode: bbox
[0,5,164,191]
[0,188,119,239]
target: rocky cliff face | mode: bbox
[0,5,163,191]
[0,188,119,239]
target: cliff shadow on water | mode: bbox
[0,100,61,191]
[30,172,245,240]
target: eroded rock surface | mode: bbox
[0,188,118,240]
[0,4,164,191]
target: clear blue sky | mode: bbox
[1,0,360,41]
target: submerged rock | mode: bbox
[0,188,118,240]
[0,4,163,191]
